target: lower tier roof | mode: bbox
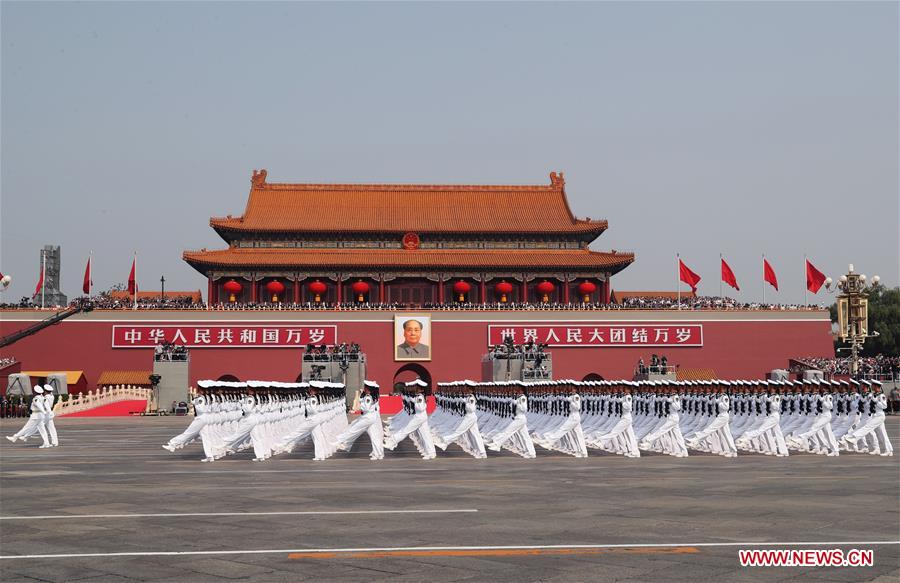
[183,248,635,274]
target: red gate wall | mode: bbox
[0,311,834,392]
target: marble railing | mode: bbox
[55,385,153,416]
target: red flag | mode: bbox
[763,258,778,291]
[32,264,44,298]
[82,256,93,295]
[806,259,827,293]
[721,258,739,291]
[127,258,136,295]
[679,259,701,292]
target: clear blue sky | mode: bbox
[2,1,897,305]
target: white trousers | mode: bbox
[44,415,59,446]
[12,414,49,446]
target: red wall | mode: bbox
[0,312,834,390]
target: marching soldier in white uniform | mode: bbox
[43,384,59,447]
[6,386,51,447]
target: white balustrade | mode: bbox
[54,384,153,416]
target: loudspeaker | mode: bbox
[6,373,32,396]
[45,373,69,395]
[769,369,789,382]
[802,370,824,381]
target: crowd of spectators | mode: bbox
[0,395,30,418]
[302,342,363,362]
[792,355,900,380]
[0,297,43,309]
[71,295,204,310]
[636,354,676,375]
[618,296,821,311]
[0,356,18,369]
[211,301,407,311]
[1,295,830,312]
[154,342,189,362]
[488,338,551,378]
[488,337,549,360]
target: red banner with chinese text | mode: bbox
[487,324,703,347]
[112,325,337,348]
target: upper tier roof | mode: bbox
[210,170,607,237]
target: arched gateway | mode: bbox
[393,363,432,394]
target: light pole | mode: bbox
[160,276,166,301]
[149,373,162,414]
[829,264,881,377]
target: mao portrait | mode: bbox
[395,315,431,361]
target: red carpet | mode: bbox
[372,395,435,415]
[63,400,147,417]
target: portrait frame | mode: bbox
[394,314,432,362]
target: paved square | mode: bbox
[1,416,898,582]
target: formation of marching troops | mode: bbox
[161,377,893,461]
[5,384,60,447]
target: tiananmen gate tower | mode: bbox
[184,170,634,306]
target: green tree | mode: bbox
[830,286,900,356]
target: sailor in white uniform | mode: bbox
[334,381,384,460]
[43,384,59,447]
[384,384,436,459]
[163,393,209,452]
[6,386,51,447]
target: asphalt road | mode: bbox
[1,416,898,582]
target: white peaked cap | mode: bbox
[309,381,344,389]
[363,381,379,388]
[44,384,55,392]
[33,386,44,394]
[197,380,247,389]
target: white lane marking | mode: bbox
[1,541,897,560]
[0,509,478,521]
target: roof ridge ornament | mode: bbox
[251,169,268,188]
[549,171,565,188]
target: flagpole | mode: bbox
[804,254,808,307]
[134,252,138,311]
[41,249,46,309]
[762,253,766,305]
[676,253,681,310]
[719,253,723,299]
[89,250,93,295]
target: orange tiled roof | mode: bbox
[209,170,607,236]
[677,368,718,381]
[108,290,203,302]
[97,370,153,386]
[184,248,634,273]
[610,291,695,303]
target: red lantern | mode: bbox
[351,280,370,302]
[536,280,555,302]
[223,279,242,303]
[453,280,471,302]
[495,280,513,303]
[266,280,285,302]
[308,280,327,302]
[577,281,597,302]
